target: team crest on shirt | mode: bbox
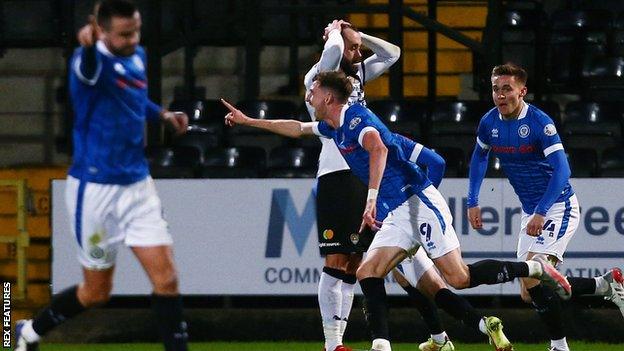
[518,124,530,138]
[543,123,557,136]
[349,117,361,130]
[491,128,499,138]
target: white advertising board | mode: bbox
[52,178,624,295]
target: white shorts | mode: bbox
[368,185,460,259]
[517,194,579,263]
[395,247,435,287]
[65,176,172,270]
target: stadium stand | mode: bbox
[146,145,202,179]
[266,146,320,178]
[200,146,266,178]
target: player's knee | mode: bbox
[445,272,470,289]
[80,283,112,307]
[152,270,179,294]
[356,262,382,280]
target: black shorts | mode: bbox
[316,170,374,255]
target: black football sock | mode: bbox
[468,259,529,287]
[359,277,390,340]
[528,284,565,340]
[568,277,596,296]
[32,285,87,336]
[434,288,482,332]
[402,285,443,334]
[152,294,189,351]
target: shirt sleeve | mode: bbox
[72,46,102,86]
[360,32,401,82]
[538,118,564,157]
[467,118,491,207]
[476,117,491,150]
[412,144,445,188]
[533,117,570,215]
[312,121,335,139]
[146,99,162,123]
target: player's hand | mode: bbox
[526,213,545,237]
[467,206,483,229]
[162,111,188,135]
[359,199,382,233]
[322,19,351,41]
[221,99,250,127]
[77,15,100,47]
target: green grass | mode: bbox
[35,341,624,351]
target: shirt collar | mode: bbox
[498,101,529,120]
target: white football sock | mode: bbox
[338,279,355,343]
[372,338,392,351]
[551,337,569,351]
[21,320,41,343]
[319,271,343,350]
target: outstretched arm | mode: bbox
[361,32,401,82]
[222,99,315,138]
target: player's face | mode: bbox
[101,12,142,57]
[342,28,362,64]
[491,74,527,118]
[305,81,330,120]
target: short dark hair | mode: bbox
[97,0,138,29]
[314,71,353,103]
[491,62,528,85]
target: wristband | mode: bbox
[367,188,378,201]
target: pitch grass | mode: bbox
[38,341,624,351]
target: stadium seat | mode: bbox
[546,10,612,92]
[226,99,298,154]
[146,145,201,178]
[566,147,598,178]
[169,99,229,123]
[599,147,624,176]
[172,124,222,155]
[582,56,624,101]
[562,102,623,154]
[200,146,266,178]
[367,99,427,141]
[501,9,546,83]
[429,101,490,152]
[430,147,466,178]
[266,146,320,178]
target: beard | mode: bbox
[340,59,359,80]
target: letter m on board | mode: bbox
[265,189,316,257]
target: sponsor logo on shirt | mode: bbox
[114,63,126,75]
[491,144,535,154]
[518,124,530,138]
[491,128,499,138]
[543,124,557,136]
[349,117,361,130]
